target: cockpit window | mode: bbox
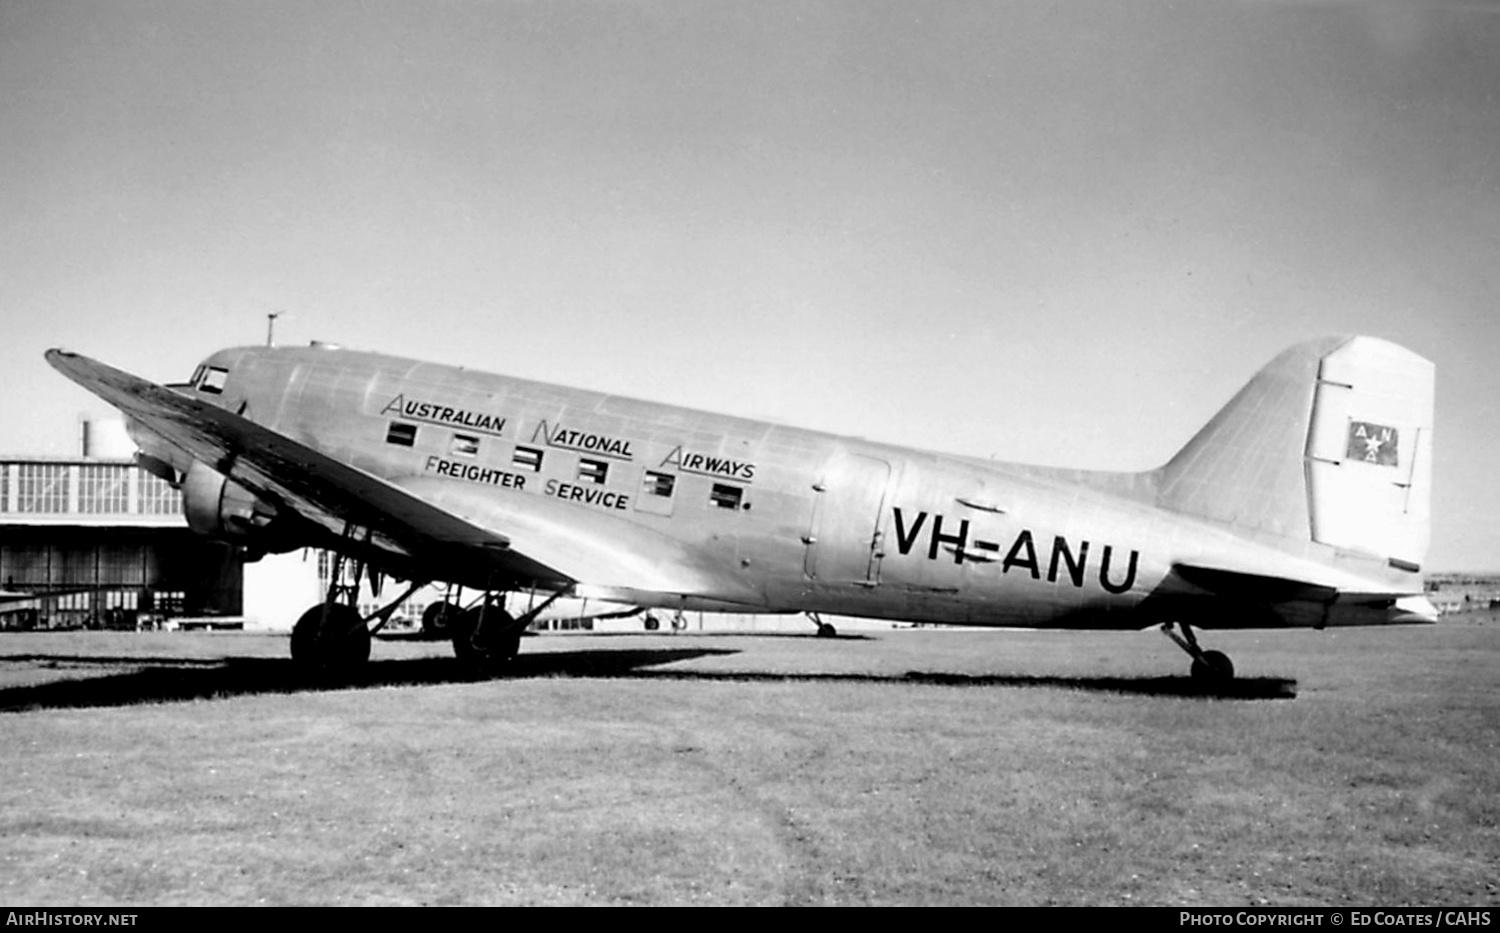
[199,366,229,394]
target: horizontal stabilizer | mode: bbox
[1152,562,1433,629]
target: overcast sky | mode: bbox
[2,1,1496,570]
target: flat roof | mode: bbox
[0,456,136,465]
[0,514,186,529]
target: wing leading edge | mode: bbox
[45,349,567,588]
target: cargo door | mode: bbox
[803,453,893,587]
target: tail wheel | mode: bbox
[1191,649,1235,682]
[1162,622,1236,683]
[291,603,371,674]
[451,604,521,675]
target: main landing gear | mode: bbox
[421,587,461,638]
[288,529,569,676]
[290,526,426,676]
[291,602,370,673]
[1160,621,1235,682]
[414,589,571,675]
[450,595,519,674]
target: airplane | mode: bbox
[45,335,1435,681]
[0,590,42,612]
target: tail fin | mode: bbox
[1155,336,1433,570]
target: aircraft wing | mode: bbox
[46,350,764,604]
[45,350,567,587]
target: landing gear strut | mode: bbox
[807,611,837,638]
[1160,621,1235,682]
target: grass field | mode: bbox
[1,619,1496,906]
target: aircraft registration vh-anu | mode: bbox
[47,335,1435,681]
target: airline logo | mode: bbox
[1347,421,1398,467]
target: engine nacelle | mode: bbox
[181,460,301,554]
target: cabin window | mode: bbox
[513,446,544,471]
[386,422,418,447]
[199,366,229,394]
[450,433,480,457]
[578,458,609,485]
[643,471,675,498]
[710,483,744,510]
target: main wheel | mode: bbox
[451,604,521,675]
[1190,649,1235,682]
[421,600,459,638]
[291,603,371,675]
[816,621,838,638]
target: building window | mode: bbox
[16,463,69,513]
[137,471,181,515]
[450,433,480,457]
[643,471,676,498]
[710,483,744,510]
[57,591,89,611]
[104,590,139,611]
[79,464,130,514]
[577,458,608,484]
[513,446,544,471]
[386,422,418,447]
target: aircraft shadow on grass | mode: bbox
[623,668,1297,700]
[0,646,1297,712]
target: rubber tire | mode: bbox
[1190,649,1235,682]
[816,622,838,638]
[291,603,371,674]
[451,605,521,675]
[421,601,459,638]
